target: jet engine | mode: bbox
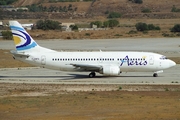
[100,65,120,76]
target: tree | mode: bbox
[108,19,119,27]
[2,31,13,40]
[135,22,148,31]
[107,12,122,18]
[171,24,180,32]
[36,19,61,30]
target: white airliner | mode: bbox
[9,21,176,78]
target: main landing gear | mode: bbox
[153,73,158,77]
[89,72,96,78]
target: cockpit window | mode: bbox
[160,56,167,60]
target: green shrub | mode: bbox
[0,0,18,5]
[171,24,180,32]
[128,30,138,34]
[114,34,123,36]
[165,88,169,91]
[2,31,13,40]
[136,23,161,31]
[107,12,122,18]
[162,33,169,37]
[135,22,148,31]
[143,31,148,34]
[134,0,143,4]
[105,10,109,14]
[171,5,180,12]
[70,25,78,30]
[90,21,102,28]
[141,8,151,13]
[155,26,161,30]
[176,33,180,36]
[130,0,143,4]
[162,33,175,37]
[108,19,119,27]
[85,33,90,36]
[148,24,155,30]
[36,19,61,30]
[103,21,109,28]
[17,9,24,12]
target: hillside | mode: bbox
[12,0,180,15]
[4,0,179,19]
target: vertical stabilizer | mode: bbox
[9,21,39,52]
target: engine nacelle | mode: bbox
[100,65,120,76]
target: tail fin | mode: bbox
[9,21,39,51]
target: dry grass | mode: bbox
[0,50,34,68]
[0,84,180,120]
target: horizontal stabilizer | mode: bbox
[11,50,29,57]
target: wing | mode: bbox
[70,63,102,71]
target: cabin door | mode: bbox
[149,55,154,65]
[41,55,46,65]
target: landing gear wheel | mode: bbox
[89,72,96,78]
[153,73,158,77]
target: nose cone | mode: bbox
[169,60,176,67]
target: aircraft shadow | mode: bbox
[0,74,154,81]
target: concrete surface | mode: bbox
[0,38,180,57]
[0,65,179,85]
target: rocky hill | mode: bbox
[1,0,180,19]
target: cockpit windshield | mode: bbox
[160,56,167,60]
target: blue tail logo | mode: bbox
[10,21,37,51]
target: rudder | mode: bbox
[9,21,38,51]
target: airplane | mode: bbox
[9,21,176,78]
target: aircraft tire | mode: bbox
[153,73,158,77]
[89,72,96,78]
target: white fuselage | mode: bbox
[14,47,175,74]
